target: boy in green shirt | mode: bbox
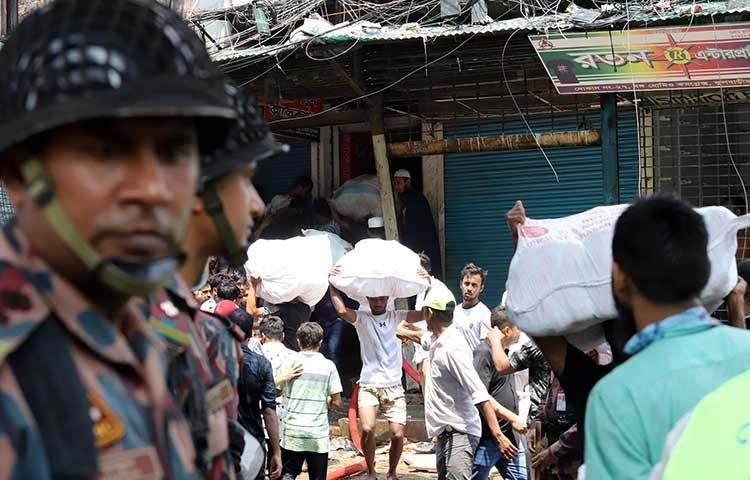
[278,322,343,479]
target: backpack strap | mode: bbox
[8,317,98,479]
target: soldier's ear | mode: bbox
[192,196,205,215]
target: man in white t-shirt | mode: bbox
[422,281,516,480]
[453,263,492,350]
[329,269,427,480]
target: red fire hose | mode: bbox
[326,359,422,480]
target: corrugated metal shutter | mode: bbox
[254,143,312,203]
[444,110,638,306]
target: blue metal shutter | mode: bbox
[254,143,312,203]
[444,110,638,305]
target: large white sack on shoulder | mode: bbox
[330,238,429,299]
[505,205,750,336]
[700,207,750,312]
[565,325,606,352]
[330,175,382,221]
[301,229,352,263]
[245,235,333,307]
[505,204,628,336]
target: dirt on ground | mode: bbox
[292,393,504,479]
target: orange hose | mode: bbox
[327,383,367,480]
[402,358,421,385]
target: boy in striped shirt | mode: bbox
[278,322,343,479]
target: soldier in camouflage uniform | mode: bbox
[144,86,283,478]
[178,87,285,478]
[0,0,237,478]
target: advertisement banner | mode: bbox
[529,23,750,94]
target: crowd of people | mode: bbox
[184,196,750,480]
[1,2,749,480]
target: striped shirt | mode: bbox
[279,351,342,453]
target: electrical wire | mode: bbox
[305,37,360,61]
[268,7,520,125]
[620,0,643,197]
[270,31,481,124]
[501,28,560,182]
[710,13,749,254]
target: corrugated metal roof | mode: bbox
[213,16,536,62]
[323,16,536,42]
[212,0,750,63]
[631,0,750,21]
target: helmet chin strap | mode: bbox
[199,182,248,267]
[20,157,175,296]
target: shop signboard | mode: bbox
[530,23,750,94]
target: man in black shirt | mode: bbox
[239,343,282,479]
[393,169,442,278]
[487,308,551,423]
[473,316,529,480]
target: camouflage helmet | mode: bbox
[0,0,236,156]
[199,84,287,267]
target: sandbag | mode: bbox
[330,239,429,299]
[506,205,750,336]
[301,229,352,263]
[330,175,382,221]
[245,236,332,307]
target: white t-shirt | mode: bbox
[424,324,490,438]
[452,302,491,351]
[260,341,296,421]
[354,310,407,387]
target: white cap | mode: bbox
[368,217,385,228]
[393,169,411,179]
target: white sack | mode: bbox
[245,235,332,307]
[239,431,264,480]
[301,229,352,263]
[330,175,382,221]
[330,239,429,299]
[506,205,750,336]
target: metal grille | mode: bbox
[641,96,750,321]
[645,102,750,209]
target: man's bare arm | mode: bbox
[487,328,516,374]
[397,320,425,343]
[726,277,747,329]
[245,275,265,318]
[328,282,357,324]
[489,397,527,434]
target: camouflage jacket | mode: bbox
[0,224,199,479]
[143,276,244,480]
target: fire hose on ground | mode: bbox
[326,358,422,480]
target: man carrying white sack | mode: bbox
[329,266,429,480]
[573,195,750,478]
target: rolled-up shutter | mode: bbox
[444,110,638,305]
[253,143,312,203]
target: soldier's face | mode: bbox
[31,118,199,264]
[211,165,265,250]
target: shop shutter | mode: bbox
[254,143,312,203]
[443,110,639,305]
